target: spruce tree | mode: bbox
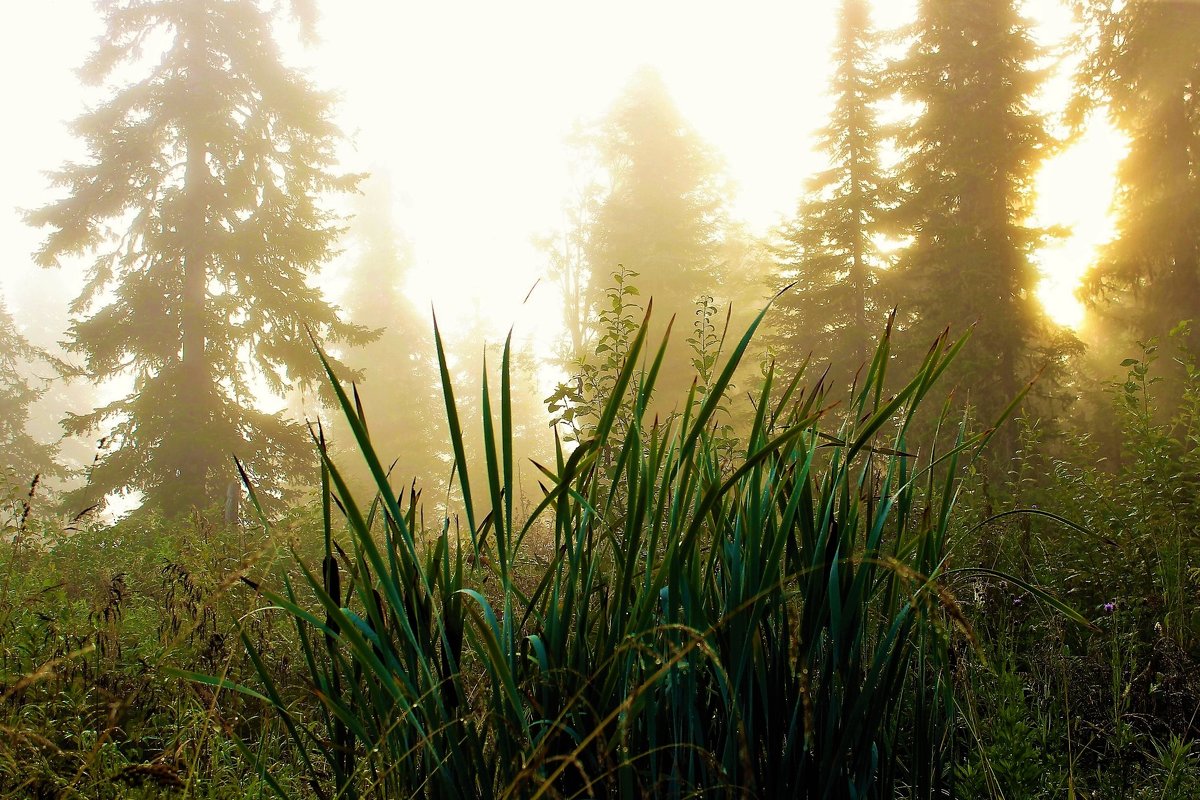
[888,0,1059,424]
[28,0,366,515]
[333,174,445,499]
[582,67,731,406]
[1074,1,1200,348]
[0,298,59,486]
[773,0,888,392]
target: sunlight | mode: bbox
[1033,118,1127,328]
[4,2,1126,343]
[300,0,1115,337]
[301,2,842,341]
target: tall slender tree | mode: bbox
[773,0,889,391]
[1074,1,1200,349]
[332,173,445,498]
[888,0,1059,424]
[0,298,60,486]
[581,67,732,406]
[538,174,602,363]
[28,0,366,515]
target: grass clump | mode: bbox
[208,298,1087,800]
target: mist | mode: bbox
[2,1,1198,797]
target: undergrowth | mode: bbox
[199,300,1088,799]
[1,301,1194,799]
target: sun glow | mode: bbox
[2,1,1125,351]
[1033,119,1127,328]
[1024,0,1128,330]
[302,0,1120,337]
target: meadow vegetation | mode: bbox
[2,301,1196,799]
[3,2,1199,798]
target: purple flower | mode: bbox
[1103,602,1116,614]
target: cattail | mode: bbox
[18,473,39,532]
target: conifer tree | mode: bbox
[773,0,888,391]
[0,299,60,485]
[333,174,445,498]
[582,67,732,405]
[28,0,366,515]
[1074,1,1200,348]
[888,0,1059,423]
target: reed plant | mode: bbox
[199,299,1087,799]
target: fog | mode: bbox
[0,0,1185,518]
[3,3,1200,796]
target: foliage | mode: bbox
[27,0,369,516]
[0,297,61,490]
[772,0,890,391]
[546,264,644,444]
[955,663,1067,800]
[1041,331,1199,642]
[1074,0,1200,354]
[0,316,1188,800]
[548,272,739,477]
[887,0,1065,437]
[0,506,314,798]
[207,297,1103,800]
[962,331,1200,798]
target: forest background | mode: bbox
[1,1,1199,798]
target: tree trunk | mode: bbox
[850,134,867,370]
[171,0,214,517]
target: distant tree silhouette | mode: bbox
[581,67,733,407]
[772,0,890,393]
[28,0,367,516]
[332,173,445,500]
[0,298,60,487]
[538,168,602,363]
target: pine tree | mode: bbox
[538,176,602,362]
[28,0,366,515]
[1074,1,1200,348]
[0,298,60,486]
[333,173,445,499]
[888,0,1059,425]
[773,0,888,392]
[581,67,732,407]
[446,305,553,513]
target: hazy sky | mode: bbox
[300,0,859,340]
[1,0,1122,353]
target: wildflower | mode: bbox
[1103,601,1116,613]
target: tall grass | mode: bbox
[197,300,1086,798]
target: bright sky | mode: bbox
[0,0,1122,352]
[301,0,850,342]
